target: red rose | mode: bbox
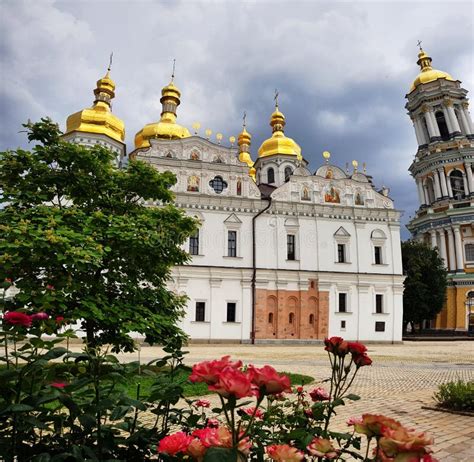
[50,381,67,389]
[354,353,372,368]
[46,284,55,291]
[157,431,193,455]
[248,365,292,395]
[309,386,330,402]
[189,356,243,385]
[3,311,32,328]
[324,336,349,356]
[208,366,253,399]
[32,312,49,321]
[4,278,12,284]
[347,341,367,356]
[194,399,211,408]
[55,316,65,324]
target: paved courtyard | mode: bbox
[116,340,474,461]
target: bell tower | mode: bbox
[406,46,474,333]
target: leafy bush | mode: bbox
[434,379,474,411]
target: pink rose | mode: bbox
[3,311,32,328]
[189,356,243,385]
[242,406,264,419]
[46,284,55,291]
[194,399,211,408]
[32,312,49,321]
[309,387,330,402]
[248,365,292,395]
[50,381,67,389]
[347,416,363,426]
[207,418,219,428]
[208,366,253,399]
[157,431,193,455]
[266,444,304,461]
[186,438,207,460]
[353,414,403,438]
[192,426,232,448]
[307,437,340,459]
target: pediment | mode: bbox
[224,213,242,224]
[334,226,351,237]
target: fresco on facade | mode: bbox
[324,186,340,203]
[187,175,200,192]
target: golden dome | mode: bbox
[65,70,125,143]
[258,106,302,159]
[134,78,191,149]
[410,49,455,91]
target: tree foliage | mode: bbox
[401,240,447,331]
[0,118,197,351]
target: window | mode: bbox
[267,168,275,184]
[189,231,199,255]
[465,244,474,262]
[337,244,346,263]
[375,321,385,332]
[338,293,347,313]
[374,246,382,264]
[309,314,314,324]
[284,167,293,182]
[228,230,237,257]
[435,111,450,141]
[226,302,236,322]
[376,294,383,314]
[268,313,273,324]
[195,302,205,322]
[341,320,346,329]
[289,313,294,324]
[287,234,296,260]
[450,170,465,199]
[209,176,228,194]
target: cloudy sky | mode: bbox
[1,0,473,237]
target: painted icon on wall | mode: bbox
[324,186,340,203]
[187,175,200,192]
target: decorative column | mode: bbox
[432,173,442,199]
[437,229,448,267]
[415,117,428,145]
[438,168,448,198]
[416,179,426,205]
[453,226,464,271]
[423,106,438,140]
[446,173,453,198]
[457,105,470,134]
[412,117,424,146]
[446,227,456,271]
[462,172,469,196]
[444,99,461,134]
[428,110,441,137]
[461,102,473,134]
[465,163,474,195]
[442,105,454,134]
[430,230,437,249]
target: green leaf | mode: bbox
[203,447,240,462]
[345,393,361,401]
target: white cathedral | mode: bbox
[63,60,405,343]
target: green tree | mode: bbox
[0,118,197,351]
[402,240,448,333]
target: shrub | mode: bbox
[434,379,474,411]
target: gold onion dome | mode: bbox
[258,106,302,160]
[65,70,125,142]
[134,78,191,149]
[410,48,455,92]
[237,123,255,180]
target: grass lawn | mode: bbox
[126,369,315,399]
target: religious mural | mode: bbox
[324,186,340,203]
[355,191,365,206]
[187,175,200,192]
[190,150,200,160]
[301,186,310,201]
[237,179,242,196]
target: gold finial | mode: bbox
[205,128,212,140]
[216,133,223,144]
[322,151,331,163]
[243,111,247,128]
[352,160,358,172]
[171,58,176,82]
[417,40,423,51]
[363,162,367,173]
[229,136,236,146]
[108,52,113,72]
[274,89,279,108]
[192,122,201,135]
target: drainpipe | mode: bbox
[251,197,272,344]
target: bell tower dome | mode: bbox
[406,45,474,333]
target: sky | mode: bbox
[0,0,473,238]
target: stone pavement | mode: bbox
[96,341,474,460]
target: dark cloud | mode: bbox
[1,1,473,239]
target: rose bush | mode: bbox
[1,310,437,462]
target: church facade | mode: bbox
[405,48,474,333]
[63,63,405,343]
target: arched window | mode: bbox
[309,314,314,324]
[424,177,436,204]
[267,167,275,184]
[268,313,273,324]
[435,111,450,141]
[284,167,293,182]
[289,312,294,324]
[450,170,465,199]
